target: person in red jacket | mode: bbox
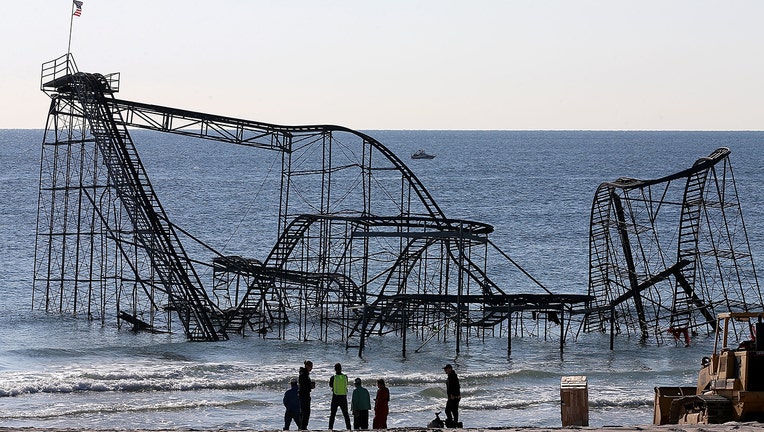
[372,378,389,429]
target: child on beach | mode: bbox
[283,377,301,430]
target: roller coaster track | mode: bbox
[40,55,562,345]
[585,147,761,342]
[40,66,224,341]
[671,150,727,330]
[106,97,446,220]
[246,215,501,336]
[38,54,756,350]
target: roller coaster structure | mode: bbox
[32,54,762,354]
[583,147,762,346]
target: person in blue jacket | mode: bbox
[283,377,301,430]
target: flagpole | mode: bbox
[67,1,75,66]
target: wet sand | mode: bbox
[2,424,764,432]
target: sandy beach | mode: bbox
[2,424,764,432]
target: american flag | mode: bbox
[73,0,83,17]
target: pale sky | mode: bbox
[2,1,763,130]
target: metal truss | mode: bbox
[584,147,762,346]
[33,54,585,355]
[34,55,760,353]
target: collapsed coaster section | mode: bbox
[33,54,585,352]
[584,147,762,345]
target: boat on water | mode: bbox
[411,149,435,159]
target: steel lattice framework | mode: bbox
[583,147,763,345]
[32,55,761,353]
[33,54,587,355]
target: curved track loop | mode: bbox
[585,147,761,343]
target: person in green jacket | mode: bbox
[328,363,352,430]
[351,378,371,429]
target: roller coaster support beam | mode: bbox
[607,260,695,349]
[674,272,717,329]
[610,260,692,308]
[611,190,649,340]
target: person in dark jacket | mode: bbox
[351,377,371,429]
[298,360,315,430]
[283,377,301,430]
[443,364,461,427]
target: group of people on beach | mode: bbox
[283,360,460,430]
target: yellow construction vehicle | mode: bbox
[654,312,764,424]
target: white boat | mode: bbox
[411,149,435,159]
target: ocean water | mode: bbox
[1,129,763,430]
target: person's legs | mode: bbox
[300,396,311,430]
[290,411,301,429]
[339,396,351,429]
[445,398,457,421]
[329,395,339,429]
